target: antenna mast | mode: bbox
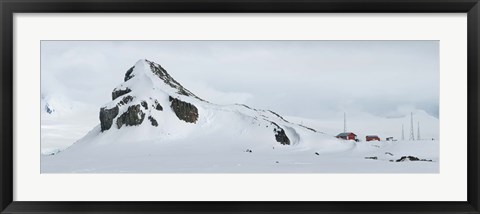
[409,112,415,141]
[417,121,421,140]
[402,124,405,141]
[344,112,346,133]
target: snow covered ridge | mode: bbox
[98,59,323,146]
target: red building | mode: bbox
[366,135,381,141]
[336,132,357,140]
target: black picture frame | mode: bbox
[1,0,479,213]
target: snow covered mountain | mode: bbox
[83,59,342,148]
[41,59,438,173]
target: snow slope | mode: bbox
[41,59,438,173]
[41,93,97,154]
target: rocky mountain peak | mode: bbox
[99,59,201,132]
[123,59,203,100]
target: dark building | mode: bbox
[366,135,381,141]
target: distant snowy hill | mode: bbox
[41,93,98,155]
[41,93,75,116]
[41,59,438,173]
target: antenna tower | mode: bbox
[417,121,421,140]
[402,124,405,141]
[409,112,415,141]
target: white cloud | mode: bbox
[181,80,253,105]
[41,40,439,120]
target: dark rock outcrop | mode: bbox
[124,66,135,81]
[146,60,204,101]
[299,124,317,132]
[169,96,198,123]
[264,121,291,145]
[396,156,419,162]
[268,110,289,123]
[116,105,145,129]
[141,101,148,109]
[112,88,132,100]
[266,109,317,133]
[154,100,163,111]
[99,106,119,132]
[118,95,133,106]
[274,127,290,145]
[148,116,158,127]
[237,103,253,110]
[395,156,433,162]
[45,104,54,114]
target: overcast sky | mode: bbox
[41,41,439,121]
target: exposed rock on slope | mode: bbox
[99,106,119,131]
[145,59,203,100]
[116,104,145,129]
[112,88,132,100]
[169,96,199,123]
[272,123,290,145]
